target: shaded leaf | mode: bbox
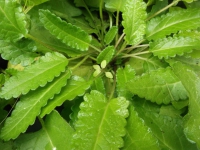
[91,77,106,95]
[23,0,49,6]
[127,68,188,104]
[0,52,68,99]
[0,0,28,42]
[149,37,200,59]
[39,9,92,51]
[122,0,147,45]
[71,90,129,149]
[0,71,71,141]
[146,9,200,40]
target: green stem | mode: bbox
[146,0,180,21]
[115,33,125,49]
[108,75,116,100]
[122,51,150,58]
[71,56,89,70]
[99,0,105,44]
[115,10,120,42]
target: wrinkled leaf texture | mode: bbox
[0,70,71,141]
[71,90,129,150]
[0,52,68,99]
[39,9,92,51]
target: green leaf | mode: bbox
[172,62,200,148]
[116,65,135,100]
[74,0,101,7]
[97,46,115,64]
[15,110,74,150]
[104,26,118,45]
[0,0,27,41]
[149,36,200,59]
[146,9,200,40]
[127,68,188,104]
[122,0,147,45]
[91,77,106,95]
[39,9,92,51]
[132,98,198,150]
[23,0,49,6]
[0,71,71,141]
[0,40,38,66]
[40,76,91,117]
[122,105,160,150]
[0,52,68,99]
[71,90,129,149]
[104,0,127,12]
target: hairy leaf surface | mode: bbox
[71,90,129,149]
[149,37,200,59]
[122,0,147,45]
[116,65,135,100]
[97,46,115,64]
[40,76,91,117]
[122,105,160,150]
[0,52,68,99]
[172,62,200,148]
[104,26,118,45]
[0,71,70,141]
[0,0,27,41]
[0,40,38,66]
[146,9,200,40]
[127,68,188,104]
[39,9,92,51]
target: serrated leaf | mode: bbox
[0,0,27,41]
[104,26,118,45]
[71,90,129,150]
[132,97,198,150]
[172,62,200,148]
[122,0,147,45]
[122,105,160,150]
[15,110,73,150]
[0,71,70,141]
[39,9,92,51]
[0,52,68,99]
[0,39,38,66]
[127,68,188,104]
[104,0,127,12]
[116,65,135,100]
[97,46,115,64]
[146,9,200,40]
[149,37,200,59]
[40,76,91,117]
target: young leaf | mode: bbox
[0,52,68,99]
[127,68,188,104]
[97,46,115,64]
[172,62,200,148]
[149,37,200,59]
[146,9,200,40]
[116,65,135,100]
[104,0,127,12]
[122,0,147,45]
[39,9,92,51]
[132,97,198,150]
[0,0,28,41]
[71,90,129,149]
[122,105,160,150]
[0,71,71,141]
[40,76,91,117]
[104,26,118,45]
[0,40,38,66]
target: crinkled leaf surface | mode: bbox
[15,110,73,150]
[104,26,118,45]
[0,0,27,41]
[39,9,92,51]
[122,0,147,45]
[0,39,38,66]
[127,68,188,104]
[172,62,200,148]
[0,52,68,99]
[132,97,198,150]
[97,46,115,64]
[104,0,127,12]
[122,105,160,150]
[146,9,200,40]
[116,65,135,100]
[0,71,71,141]
[40,76,91,117]
[71,90,129,150]
[149,37,200,59]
